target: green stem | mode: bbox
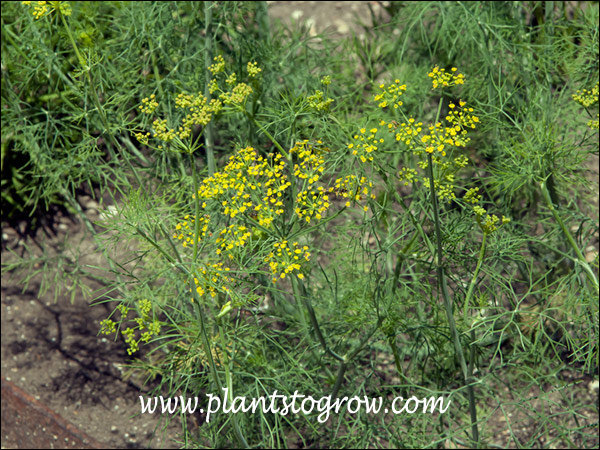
[290,275,313,345]
[189,151,202,263]
[463,233,487,319]
[388,336,411,390]
[246,113,289,159]
[425,95,479,446]
[147,37,166,101]
[203,1,216,175]
[331,362,347,398]
[217,323,249,448]
[540,179,599,295]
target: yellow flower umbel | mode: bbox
[382,69,480,204]
[100,300,162,355]
[174,92,222,140]
[573,82,599,130]
[206,55,259,107]
[385,118,423,151]
[136,56,261,148]
[374,79,407,109]
[191,263,233,300]
[136,91,222,146]
[428,66,465,90]
[247,61,262,78]
[307,90,334,112]
[290,140,334,222]
[173,214,211,248]
[264,241,311,282]
[195,146,290,235]
[208,55,225,75]
[329,175,376,210]
[23,1,71,19]
[473,205,510,235]
[219,83,253,106]
[139,94,158,114]
[347,127,384,163]
[573,82,599,107]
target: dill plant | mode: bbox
[100,52,513,446]
[368,2,599,446]
[95,4,599,445]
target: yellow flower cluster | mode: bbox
[208,55,225,74]
[134,131,151,146]
[473,206,510,235]
[383,97,478,159]
[219,82,253,106]
[420,103,477,155]
[383,69,489,207]
[247,61,262,78]
[374,79,407,109]
[446,101,479,130]
[192,263,233,299]
[173,140,377,289]
[427,66,465,89]
[264,241,311,282]
[290,140,325,185]
[383,118,423,150]
[347,127,384,163]
[139,94,158,114]
[329,175,375,210]
[225,73,237,86]
[289,141,330,222]
[151,118,176,142]
[463,187,482,204]
[101,300,161,355]
[173,214,211,248]
[23,1,71,19]
[572,82,599,107]
[196,146,289,230]
[137,91,222,144]
[206,55,258,106]
[208,79,219,94]
[137,57,261,148]
[307,90,334,112]
[295,187,331,222]
[573,82,599,129]
[397,167,419,187]
[216,224,252,257]
[175,92,222,140]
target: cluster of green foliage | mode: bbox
[2,2,598,448]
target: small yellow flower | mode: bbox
[247,61,262,77]
[208,55,225,74]
[428,66,465,90]
[23,1,71,19]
